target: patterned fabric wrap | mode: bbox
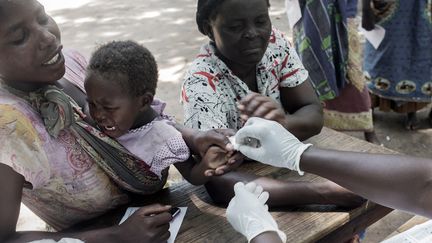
[3,84,166,195]
[321,17,374,132]
[365,0,432,102]
[293,0,349,101]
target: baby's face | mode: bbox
[84,72,142,138]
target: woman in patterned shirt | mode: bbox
[181,0,364,208]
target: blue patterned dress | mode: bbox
[364,0,432,109]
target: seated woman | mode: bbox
[0,1,231,242]
[181,0,363,207]
[183,0,323,140]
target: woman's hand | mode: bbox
[238,93,288,128]
[115,204,172,243]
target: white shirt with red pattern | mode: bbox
[181,28,309,130]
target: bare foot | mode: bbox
[317,181,366,208]
[345,234,361,243]
[405,112,419,130]
[364,131,381,145]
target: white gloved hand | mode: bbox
[234,117,312,175]
[226,182,287,243]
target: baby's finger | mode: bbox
[204,169,215,177]
[227,152,244,164]
[225,148,235,156]
[215,163,237,175]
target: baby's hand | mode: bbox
[202,146,243,176]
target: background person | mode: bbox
[291,0,379,143]
[362,0,432,130]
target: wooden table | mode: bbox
[75,127,396,242]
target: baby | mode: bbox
[84,40,230,185]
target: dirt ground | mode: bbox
[17,0,432,242]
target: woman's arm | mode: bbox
[0,164,116,243]
[301,148,432,218]
[0,164,172,243]
[279,79,323,140]
[234,117,432,218]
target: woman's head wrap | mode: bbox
[196,0,224,35]
[196,0,271,36]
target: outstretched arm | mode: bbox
[279,80,323,140]
[235,117,432,218]
[301,148,432,218]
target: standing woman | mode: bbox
[181,0,363,207]
[292,0,379,143]
[362,0,432,129]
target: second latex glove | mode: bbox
[226,182,286,243]
[234,117,312,175]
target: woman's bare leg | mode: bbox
[205,171,365,208]
[405,112,419,130]
[364,130,381,145]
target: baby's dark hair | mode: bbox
[196,0,270,36]
[88,40,158,97]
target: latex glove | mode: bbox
[226,182,287,243]
[29,239,84,243]
[234,117,312,175]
